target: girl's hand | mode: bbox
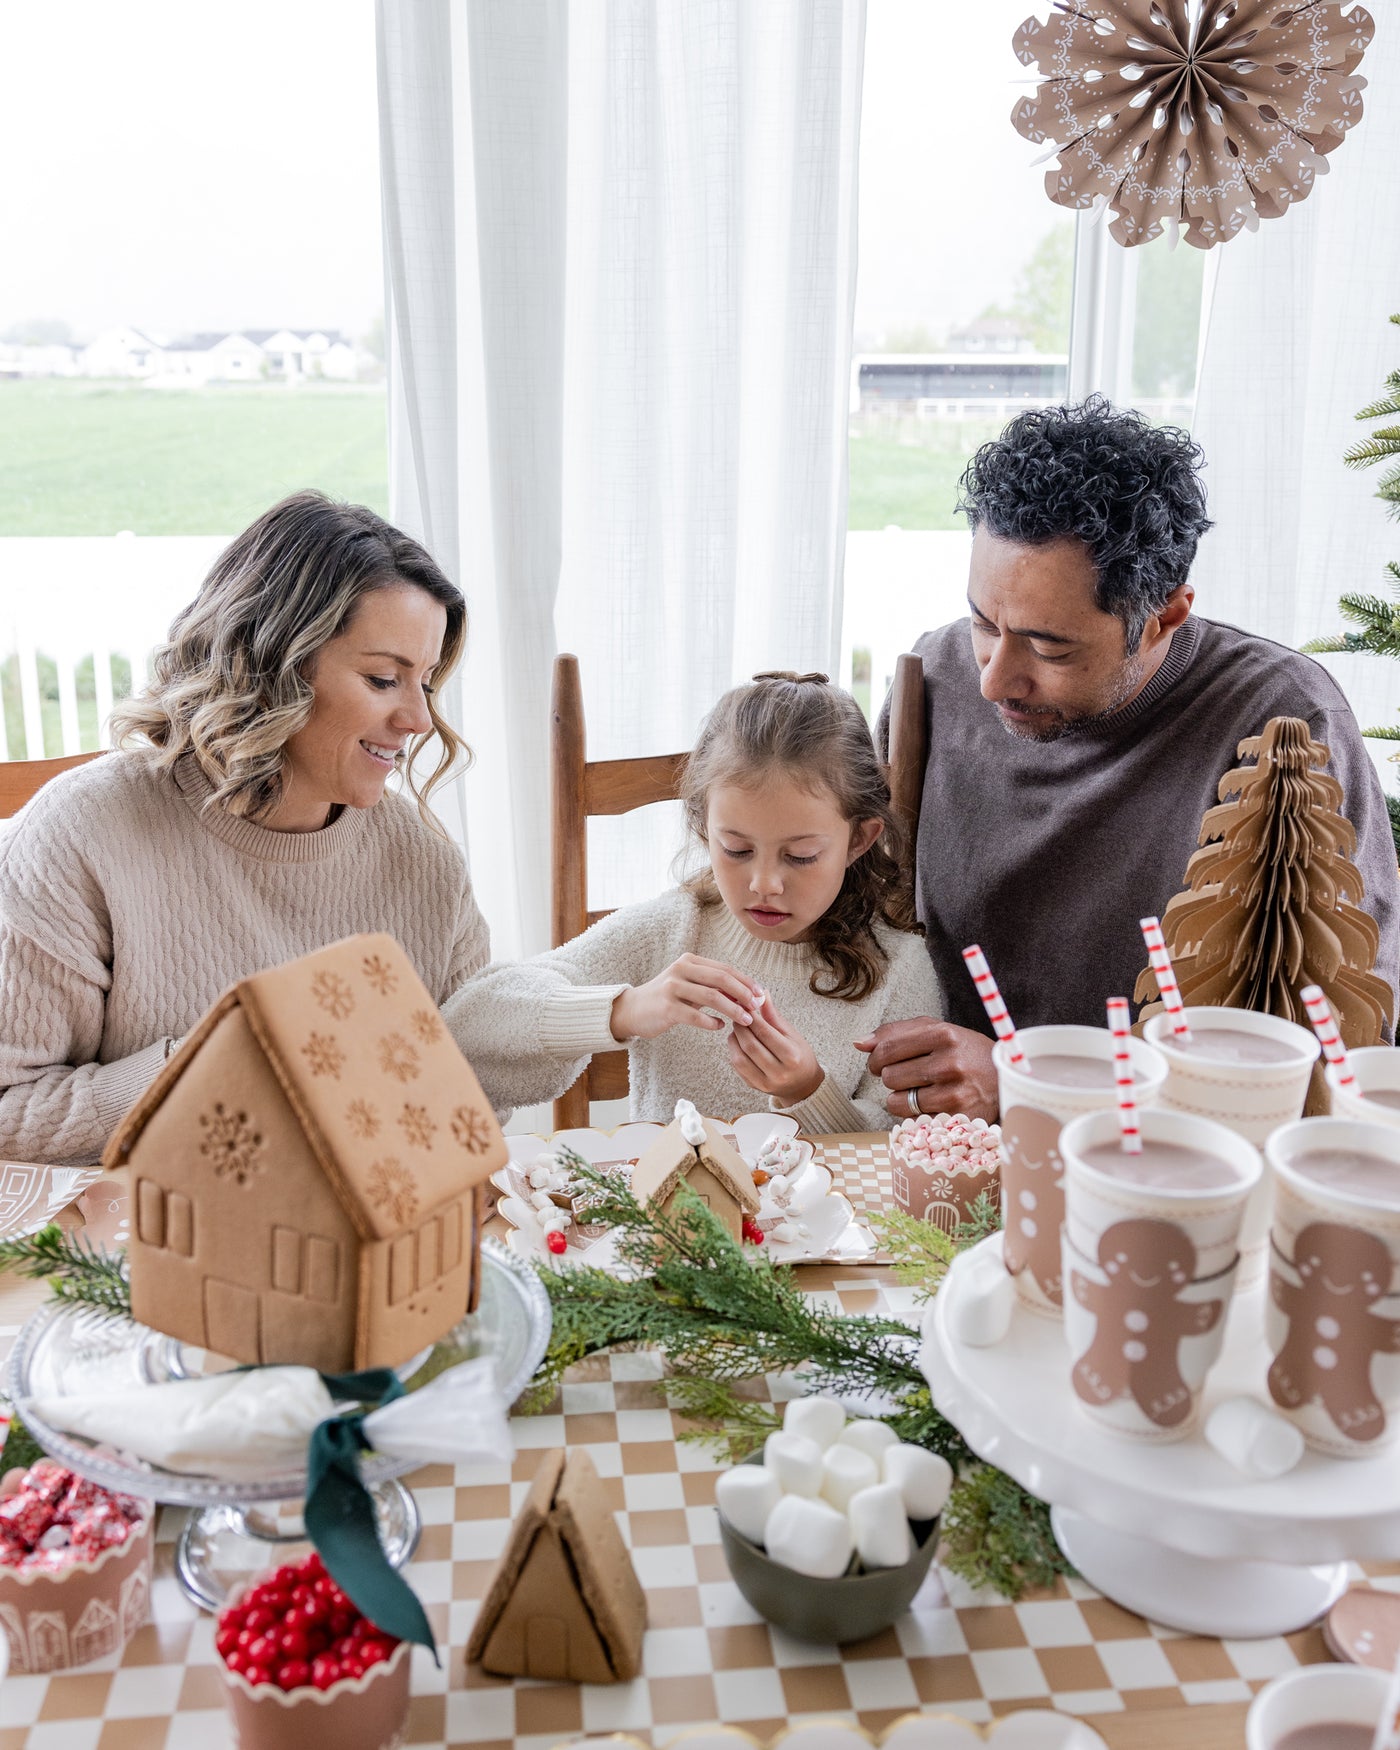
[610,955,764,1042]
[726,991,823,1106]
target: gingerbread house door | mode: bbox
[204,1278,260,1361]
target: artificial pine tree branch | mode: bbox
[0,1224,131,1317]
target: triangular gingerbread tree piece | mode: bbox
[1135,717,1394,1108]
[465,1448,645,1683]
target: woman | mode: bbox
[0,491,492,1166]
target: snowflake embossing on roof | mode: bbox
[365,1158,420,1226]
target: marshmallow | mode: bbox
[763,1430,824,1497]
[716,1463,782,1546]
[837,1419,900,1462]
[764,1493,854,1579]
[820,1444,879,1512]
[674,1099,707,1147]
[883,1445,953,1520]
[529,1189,559,1212]
[782,1395,846,1451]
[949,1258,1016,1347]
[1205,1397,1304,1480]
[849,1482,913,1570]
[770,1220,798,1245]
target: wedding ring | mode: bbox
[905,1087,922,1118]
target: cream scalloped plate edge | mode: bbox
[548,1709,1108,1750]
[496,1113,876,1269]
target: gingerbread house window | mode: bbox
[272,1227,302,1294]
[136,1181,194,1256]
[389,1234,415,1305]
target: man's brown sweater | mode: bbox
[894,614,1399,1038]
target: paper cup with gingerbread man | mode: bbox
[1059,1107,1261,1441]
[1265,1116,1400,1458]
[994,1025,1168,1318]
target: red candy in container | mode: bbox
[216,1554,411,1750]
[0,1459,153,1673]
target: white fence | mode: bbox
[3,532,1397,807]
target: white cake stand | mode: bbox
[7,1240,551,1611]
[920,1234,1400,1639]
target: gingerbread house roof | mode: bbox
[630,1115,760,1214]
[466,1447,646,1681]
[105,933,505,1242]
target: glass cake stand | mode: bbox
[5,1239,552,1611]
[920,1234,1400,1639]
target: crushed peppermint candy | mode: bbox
[889,1112,1001,1175]
[0,1461,143,1573]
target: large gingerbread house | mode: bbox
[106,934,507,1375]
[629,1112,759,1243]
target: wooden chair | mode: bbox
[551,654,689,1130]
[549,651,929,1130]
[0,752,103,820]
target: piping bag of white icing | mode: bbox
[25,1355,511,1482]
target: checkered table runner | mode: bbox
[813,1135,893,1234]
[0,1195,1381,1749]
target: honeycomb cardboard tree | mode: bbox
[1135,717,1392,1105]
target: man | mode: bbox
[859,397,1399,1122]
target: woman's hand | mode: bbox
[610,955,764,1042]
[726,992,824,1106]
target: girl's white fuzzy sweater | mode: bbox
[444,887,943,1133]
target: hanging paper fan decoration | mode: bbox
[1011,1,1374,249]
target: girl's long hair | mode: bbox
[110,490,469,830]
[681,672,920,1002]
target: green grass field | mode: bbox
[846,423,1000,531]
[0,380,389,535]
[0,379,990,537]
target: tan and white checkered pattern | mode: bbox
[0,1149,1381,1749]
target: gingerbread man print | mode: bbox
[1000,1106,1065,1307]
[1268,1222,1400,1444]
[1070,1218,1222,1428]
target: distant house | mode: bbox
[249,328,359,381]
[0,343,78,380]
[79,327,168,378]
[853,352,1068,414]
[945,316,1034,354]
[163,332,268,383]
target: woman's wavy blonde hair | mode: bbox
[110,491,469,829]
[681,672,920,1003]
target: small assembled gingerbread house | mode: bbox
[107,933,507,1375]
[629,1106,759,1243]
[466,1448,645,1682]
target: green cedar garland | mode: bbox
[528,1156,1072,1599]
[0,1223,131,1317]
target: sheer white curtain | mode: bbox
[377,1,866,962]
[1190,16,1400,767]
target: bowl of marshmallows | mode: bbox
[715,1395,953,1644]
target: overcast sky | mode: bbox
[1,0,1058,346]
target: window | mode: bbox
[0,1,385,761]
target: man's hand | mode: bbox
[853,1017,998,1122]
[611,955,763,1042]
[726,992,823,1107]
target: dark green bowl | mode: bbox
[716,1454,941,1644]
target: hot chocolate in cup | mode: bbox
[1144,1007,1318,1289]
[1245,1662,1391,1750]
[1060,1106,1263,1281]
[1326,1045,1400,1130]
[1264,1117,1400,1457]
[994,1026,1168,1318]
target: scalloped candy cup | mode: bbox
[217,1577,411,1750]
[0,1497,153,1675]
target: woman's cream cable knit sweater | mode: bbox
[443,887,944,1133]
[0,752,491,1166]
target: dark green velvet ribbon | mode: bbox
[304,1367,437,1659]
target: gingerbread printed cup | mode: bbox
[1325,1046,1400,1129]
[1264,1117,1400,1458]
[1062,1228,1238,1441]
[1144,1006,1318,1289]
[1060,1106,1263,1284]
[994,1027,1167,1318]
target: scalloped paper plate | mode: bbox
[497,1114,876,1270]
[550,1710,1107,1750]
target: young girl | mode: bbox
[449,673,942,1132]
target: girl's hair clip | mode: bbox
[751,670,830,686]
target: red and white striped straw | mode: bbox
[1301,985,1355,1088]
[1139,916,1191,1042]
[962,944,1026,1068]
[1106,997,1142,1154]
